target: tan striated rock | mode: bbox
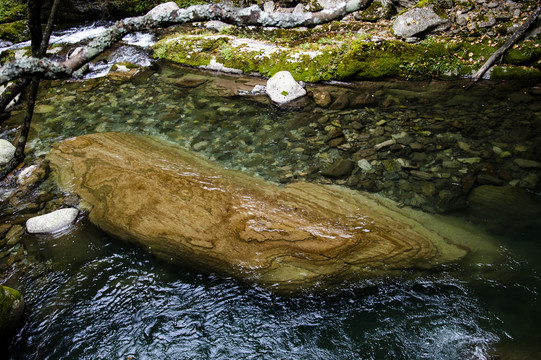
[46,133,494,293]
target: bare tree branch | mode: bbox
[0,57,72,85]
[471,4,541,82]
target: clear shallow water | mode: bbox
[1,63,541,358]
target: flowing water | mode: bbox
[1,47,541,358]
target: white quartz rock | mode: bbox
[26,208,79,234]
[266,71,306,104]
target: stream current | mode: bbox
[1,28,541,359]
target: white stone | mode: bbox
[205,20,232,31]
[374,138,396,150]
[26,208,79,234]
[392,6,450,39]
[145,2,180,22]
[266,71,307,104]
[16,165,38,185]
[358,159,373,172]
[252,84,266,94]
[0,139,15,165]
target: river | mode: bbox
[1,25,541,360]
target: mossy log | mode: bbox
[45,132,493,293]
[1,0,370,85]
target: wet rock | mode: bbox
[26,208,79,234]
[266,71,306,104]
[350,93,374,107]
[321,158,355,178]
[0,139,15,166]
[357,159,373,172]
[329,93,350,110]
[421,182,437,196]
[353,148,377,161]
[328,136,346,148]
[5,225,24,246]
[174,74,208,88]
[325,127,344,142]
[519,173,538,189]
[192,141,209,151]
[514,158,541,169]
[0,285,25,336]
[130,68,155,86]
[409,142,425,151]
[16,163,48,188]
[458,157,481,164]
[374,139,396,151]
[477,173,505,186]
[312,90,332,108]
[392,6,451,39]
[410,170,433,180]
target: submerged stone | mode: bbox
[46,133,497,293]
[392,6,450,39]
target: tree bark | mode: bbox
[0,0,371,85]
[471,5,541,83]
[0,0,61,180]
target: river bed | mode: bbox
[1,57,541,359]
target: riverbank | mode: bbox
[1,1,541,81]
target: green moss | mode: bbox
[504,41,541,66]
[0,0,26,24]
[490,65,541,80]
[0,19,28,43]
[152,27,541,82]
[0,285,23,330]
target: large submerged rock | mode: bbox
[47,133,494,293]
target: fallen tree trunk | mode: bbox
[0,0,370,86]
[471,4,541,82]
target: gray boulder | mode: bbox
[26,208,79,234]
[144,2,180,23]
[266,71,307,104]
[392,6,450,39]
[0,139,15,166]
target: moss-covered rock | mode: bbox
[0,285,24,336]
[0,20,29,43]
[152,23,541,81]
[0,0,27,24]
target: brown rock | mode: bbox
[353,149,377,162]
[329,93,350,110]
[328,136,346,148]
[47,133,495,293]
[321,158,355,178]
[312,90,332,107]
[350,92,375,107]
[174,74,208,88]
